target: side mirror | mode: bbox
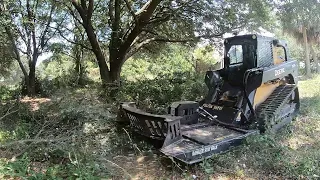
[272,39,280,46]
[273,39,288,62]
[273,39,287,48]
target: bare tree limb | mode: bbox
[26,0,39,63]
[16,25,28,46]
[153,38,195,42]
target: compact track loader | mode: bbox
[120,34,300,164]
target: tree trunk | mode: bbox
[28,63,36,96]
[109,53,127,83]
[317,53,320,74]
[27,51,38,97]
[72,0,162,87]
[311,46,320,74]
[303,27,311,77]
[74,45,86,85]
[75,57,82,84]
[4,26,30,88]
[83,23,110,85]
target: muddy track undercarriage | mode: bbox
[256,84,299,133]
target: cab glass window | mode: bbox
[228,45,243,64]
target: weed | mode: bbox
[0,153,105,179]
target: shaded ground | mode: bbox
[0,76,320,179]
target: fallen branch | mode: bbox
[0,109,18,121]
[100,158,132,179]
[11,121,51,158]
[123,128,142,154]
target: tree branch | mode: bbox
[109,0,121,61]
[123,0,138,24]
[17,47,28,55]
[108,0,115,26]
[67,5,84,26]
[72,0,87,23]
[39,4,55,50]
[80,0,87,10]
[0,108,18,121]
[88,0,94,19]
[26,0,39,63]
[4,27,28,79]
[197,33,225,39]
[126,37,193,59]
[40,13,68,54]
[120,0,162,55]
[153,38,195,42]
[142,29,159,36]
[16,25,28,46]
[135,0,152,16]
[53,26,93,51]
[148,14,171,24]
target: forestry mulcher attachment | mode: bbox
[120,34,300,164]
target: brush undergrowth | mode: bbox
[0,76,319,179]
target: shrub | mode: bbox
[117,72,207,114]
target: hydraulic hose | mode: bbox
[198,106,239,128]
[243,70,257,120]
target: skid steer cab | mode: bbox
[119,34,300,164]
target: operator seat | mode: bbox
[227,65,246,86]
[204,71,222,104]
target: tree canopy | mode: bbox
[3,0,320,95]
[278,0,320,75]
[66,0,273,85]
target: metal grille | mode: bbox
[122,106,182,141]
[257,39,273,68]
[125,111,168,139]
